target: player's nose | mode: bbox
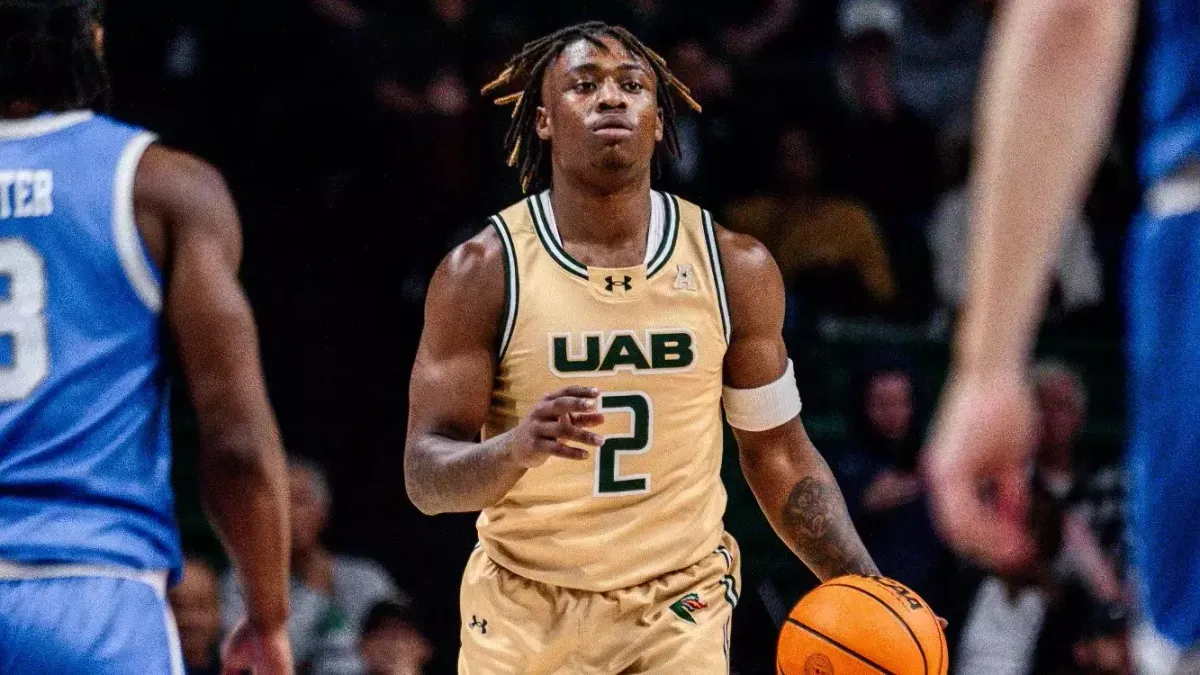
[596,80,626,109]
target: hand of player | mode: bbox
[221,618,293,675]
[506,386,606,468]
[921,367,1037,574]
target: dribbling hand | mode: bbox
[221,618,293,675]
[507,386,606,468]
[922,368,1037,574]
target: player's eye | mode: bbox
[623,81,645,93]
[573,81,597,93]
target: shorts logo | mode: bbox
[669,592,707,624]
[468,615,488,634]
[805,653,834,675]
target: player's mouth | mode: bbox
[590,116,635,140]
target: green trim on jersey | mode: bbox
[646,192,680,278]
[528,191,680,279]
[528,194,588,278]
[701,210,732,344]
[490,214,519,360]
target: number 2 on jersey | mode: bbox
[596,392,653,496]
[0,238,49,403]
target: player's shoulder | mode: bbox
[427,224,507,327]
[136,144,229,201]
[438,224,506,288]
[709,219,785,329]
[711,220,780,282]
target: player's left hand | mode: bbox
[921,367,1037,574]
[221,618,293,675]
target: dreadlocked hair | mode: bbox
[482,21,702,193]
[0,0,111,114]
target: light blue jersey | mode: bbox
[1141,0,1200,182]
[0,111,178,577]
[1128,0,1200,658]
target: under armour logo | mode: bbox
[605,275,633,292]
[468,615,488,634]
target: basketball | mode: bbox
[778,575,947,675]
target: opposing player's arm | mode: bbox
[717,226,878,580]
[921,0,1138,572]
[954,0,1136,373]
[404,230,603,515]
[134,146,290,633]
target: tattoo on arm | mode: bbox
[782,476,880,579]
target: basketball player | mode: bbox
[920,0,1200,672]
[405,22,879,673]
[0,2,291,673]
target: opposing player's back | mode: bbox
[1142,0,1200,181]
[0,112,176,572]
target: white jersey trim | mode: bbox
[0,558,168,594]
[112,132,162,313]
[490,214,519,360]
[701,210,731,344]
[536,189,668,267]
[163,600,186,675]
[0,110,94,140]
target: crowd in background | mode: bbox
[99,0,1141,672]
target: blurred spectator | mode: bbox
[725,125,896,316]
[826,358,952,609]
[287,458,400,628]
[222,458,401,673]
[659,34,736,202]
[957,362,1132,675]
[359,600,433,675]
[829,0,940,317]
[1033,361,1127,571]
[956,486,1130,675]
[892,0,989,129]
[170,556,223,675]
[929,183,1104,315]
[956,486,1062,675]
[720,0,799,60]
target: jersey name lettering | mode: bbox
[0,171,54,220]
[549,329,695,376]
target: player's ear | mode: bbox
[536,106,552,142]
[655,107,664,143]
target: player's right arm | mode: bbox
[404,229,604,515]
[134,146,292,674]
[923,0,1137,572]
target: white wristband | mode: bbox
[722,359,803,432]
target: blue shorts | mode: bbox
[0,575,183,674]
[1126,207,1200,649]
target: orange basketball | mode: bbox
[778,575,948,675]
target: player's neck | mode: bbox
[548,171,652,249]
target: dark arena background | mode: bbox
[103,0,1140,673]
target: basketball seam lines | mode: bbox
[919,593,945,674]
[784,618,895,675]
[821,583,929,675]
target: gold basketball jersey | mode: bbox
[478,190,733,592]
